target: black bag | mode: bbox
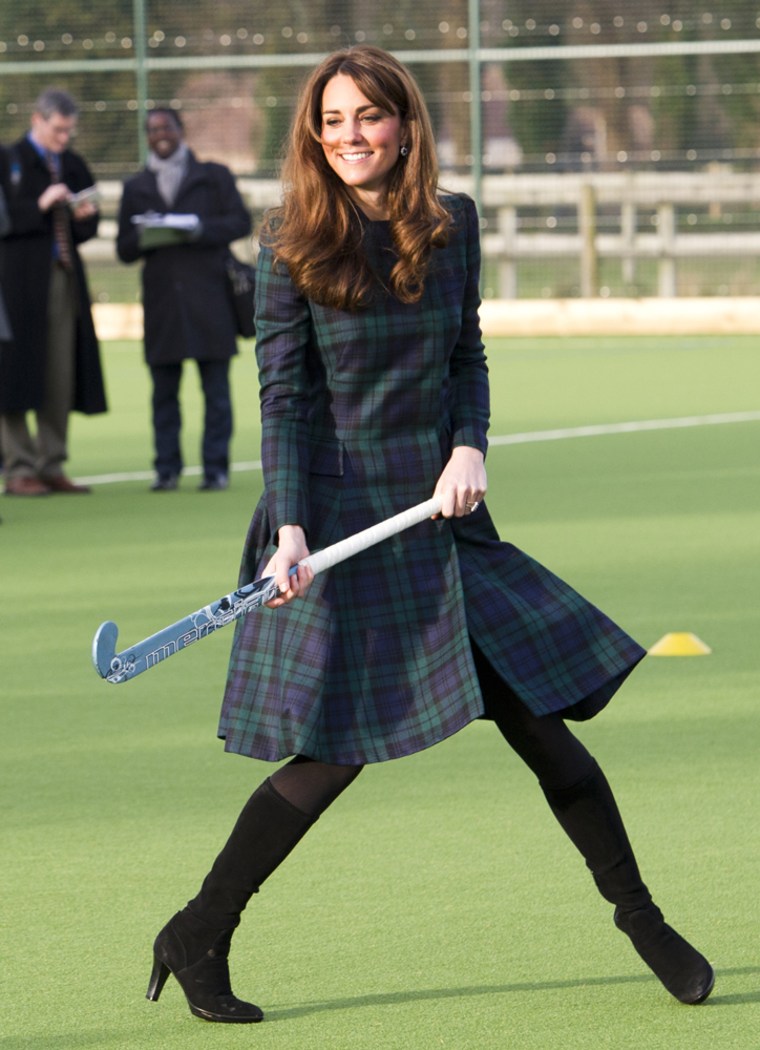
[225,253,256,338]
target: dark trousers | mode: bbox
[150,359,232,480]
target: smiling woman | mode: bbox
[272,44,450,312]
[142,44,714,1029]
[320,73,405,218]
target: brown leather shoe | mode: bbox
[5,476,52,496]
[43,475,92,494]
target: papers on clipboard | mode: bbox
[68,186,100,209]
[132,211,201,248]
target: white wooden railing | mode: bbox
[84,170,760,299]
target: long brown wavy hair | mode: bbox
[262,45,452,311]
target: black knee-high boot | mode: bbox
[146,778,316,1023]
[541,761,714,1005]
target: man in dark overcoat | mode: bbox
[0,185,11,343]
[0,185,10,517]
[0,88,107,496]
[116,108,252,491]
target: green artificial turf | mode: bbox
[2,336,759,1049]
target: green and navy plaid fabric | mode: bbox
[219,195,645,764]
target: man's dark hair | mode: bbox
[145,107,184,132]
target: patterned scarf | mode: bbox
[146,142,190,207]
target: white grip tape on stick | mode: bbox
[303,495,443,576]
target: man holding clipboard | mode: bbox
[116,108,251,492]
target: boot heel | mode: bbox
[146,955,171,1002]
[614,904,715,1004]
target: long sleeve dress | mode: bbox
[218,194,645,765]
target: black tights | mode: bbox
[269,641,595,815]
[471,640,596,791]
[270,755,363,817]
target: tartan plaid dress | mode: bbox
[219,195,645,764]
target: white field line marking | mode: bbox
[76,461,263,486]
[488,410,760,447]
[76,412,760,487]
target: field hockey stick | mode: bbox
[92,494,443,684]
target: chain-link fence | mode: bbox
[4,2,760,300]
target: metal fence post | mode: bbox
[132,0,148,165]
[621,198,637,286]
[468,0,483,221]
[497,206,518,298]
[657,202,676,296]
[579,181,597,297]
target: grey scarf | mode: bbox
[146,143,190,207]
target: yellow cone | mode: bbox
[648,632,711,656]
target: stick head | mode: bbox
[92,621,121,680]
